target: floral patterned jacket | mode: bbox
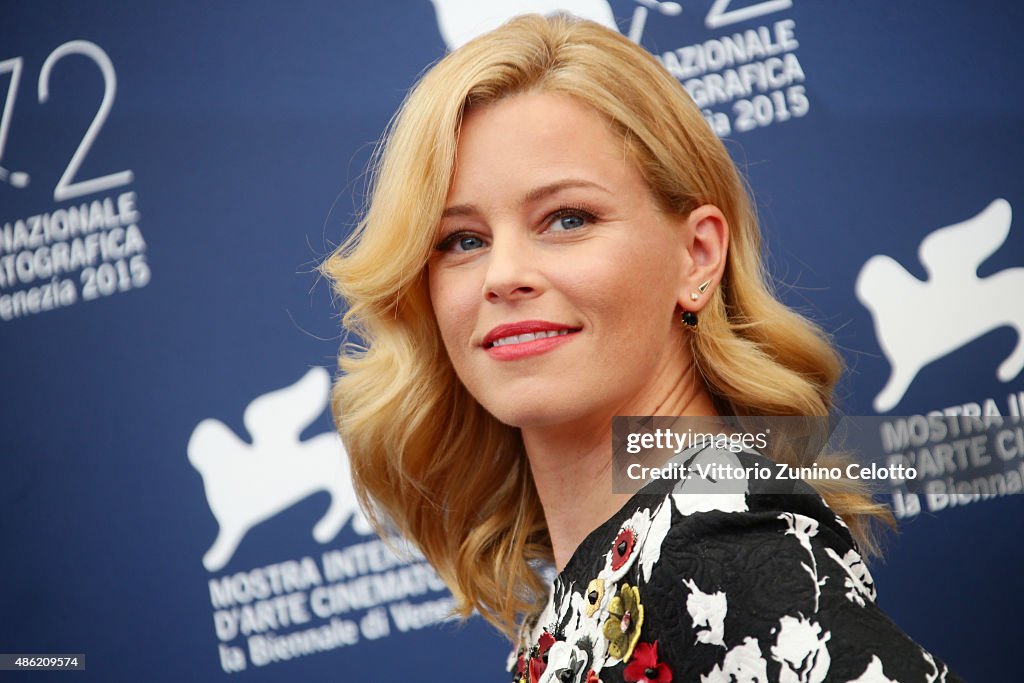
[508,448,962,683]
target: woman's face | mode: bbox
[427,90,698,431]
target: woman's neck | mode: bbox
[522,361,716,572]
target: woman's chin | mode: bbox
[483,400,593,433]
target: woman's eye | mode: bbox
[547,209,594,232]
[436,231,486,253]
[455,235,485,251]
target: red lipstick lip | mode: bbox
[482,320,581,348]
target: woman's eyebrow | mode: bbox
[522,178,611,203]
[442,179,611,218]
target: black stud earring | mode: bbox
[680,310,698,327]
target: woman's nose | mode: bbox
[482,227,541,303]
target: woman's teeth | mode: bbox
[491,329,571,348]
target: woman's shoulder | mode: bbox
[509,447,962,683]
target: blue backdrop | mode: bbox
[1,1,1021,680]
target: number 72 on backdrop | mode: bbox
[0,40,134,203]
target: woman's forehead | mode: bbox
[446,91,640,206]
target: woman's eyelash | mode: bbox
[549,204,598,224]
[434,204,600,251]
[434,230,480,252]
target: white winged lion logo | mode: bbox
[856,199,1024,412]
[188,368,372,572]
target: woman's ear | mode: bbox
[677,204,729,313]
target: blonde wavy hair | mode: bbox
[321,13,894,639]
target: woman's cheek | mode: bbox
[431,272,478,352]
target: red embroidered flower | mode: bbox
[528,631,556,683]
[529,657,546,683]
[611,528,636,571]
[586,669,601,683]
[623,641,672,683]
[538,631,556,657]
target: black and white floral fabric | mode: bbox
[508,449,962,683]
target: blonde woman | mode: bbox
[322,14,961,683]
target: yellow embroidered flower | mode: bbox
[603,583,644,661]
[585,578,605,618]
